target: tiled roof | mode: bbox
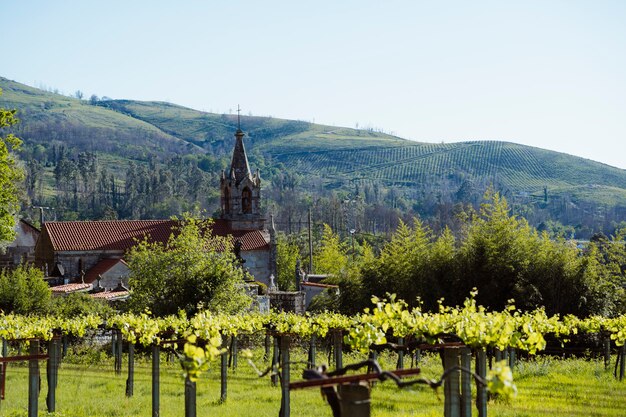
[50,283,92,294]
[84,258,128,284]
[91,291,130,300]
[44,219,269,252]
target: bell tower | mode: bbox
[220,114,264,230]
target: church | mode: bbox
[34,127,277,294]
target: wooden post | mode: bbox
[475,349,487,417]
[46,337,59,412]
[443,348,461,417]
[152,345,160,417]
[221,337,228,403]
[494,348,502,363]
[111,330,116,357]
[28,340,40,417]
[126,342,135,397]
[184,376,197,417]
[333,330,343,370]
[604,336,611,369]
[61,336,67,358]
[397,337,405,370]
[279,335,290,417]
[460,348,472,417]
[271,335,279,387]
[308,334,317,368]
[414,349,421,367]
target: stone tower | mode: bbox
[220,128,264,230]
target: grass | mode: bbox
[2,345,626,417]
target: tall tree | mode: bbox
[0,88,24,244]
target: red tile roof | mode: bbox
[84,258,128,284]
[50,283,92,294]
[91,291,130,300]
[44,219,269,252]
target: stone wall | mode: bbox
[268,291,305,314]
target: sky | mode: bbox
[2,0,625,168]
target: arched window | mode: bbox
[242,187,252,214]
[223,187,230,214]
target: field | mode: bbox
[2,346,626,417]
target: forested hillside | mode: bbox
[2,76,626,238]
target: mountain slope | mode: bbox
[2,76,626,209]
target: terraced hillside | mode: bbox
[2,76,626,208]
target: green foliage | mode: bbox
[126,217,252,316]
[275,232,299,290]
[0,264,51,315]
[0,88,24,244]
[51,292,114,318]
[313,224,349,276]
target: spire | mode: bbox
[229,121,252,186]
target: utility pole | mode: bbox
[308,208,313,274]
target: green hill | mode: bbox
[2,76,626,224]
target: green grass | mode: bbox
[2,348,626,417]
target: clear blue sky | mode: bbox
[2,0,625,168]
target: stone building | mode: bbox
[0,219,39,269]
[34,127,277,289]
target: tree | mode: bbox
[0,264,51,315]
[275,232,300,290]
[126,217,252,316]
[314,224,349,277]
[74,90,84,100]
[0,88,24,245]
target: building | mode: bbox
[34,127,277,292]
[0,219,40,269]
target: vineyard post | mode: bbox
[220,336,228,403]
[279,335,290,417]
[61,336,67,358]
[475,348,487,417]
[308,334,317,368]
[184,375,197,417]
[460,347,472,417]
[508,348,516,370]
[111,330,116,357]
[126,342,135,397]
[618,345,626,381]
[231,335,238,372]
[333,329,343,370]
[604,336,611,369]
[397,337,404,370]
[264,332,271,361]
[1,337,7,401]
[443,348,461,417]
[46,336,59,412]
[368,350,378,386]
[494,348,502,363]
[116,329,123,375]
[271,335,279,386]
[28,339,40,417]
[413,349,421,367]
[152,344,160,417]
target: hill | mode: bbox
[2,76,626,235]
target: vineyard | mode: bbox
[3,294,626,417]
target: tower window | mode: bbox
[242,187,252,214]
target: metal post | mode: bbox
[152,345,160,417]
[184,376,196,417]
[308,335,317,368]
[126,342,134,397]
[460,348,472,417]
[28,340,40,417]
[221,337,228,403]
[475,349,487,417]
[397,337,404,370]
[46,337,59,412]
[279,335,290,417]
[443,348,461,417]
